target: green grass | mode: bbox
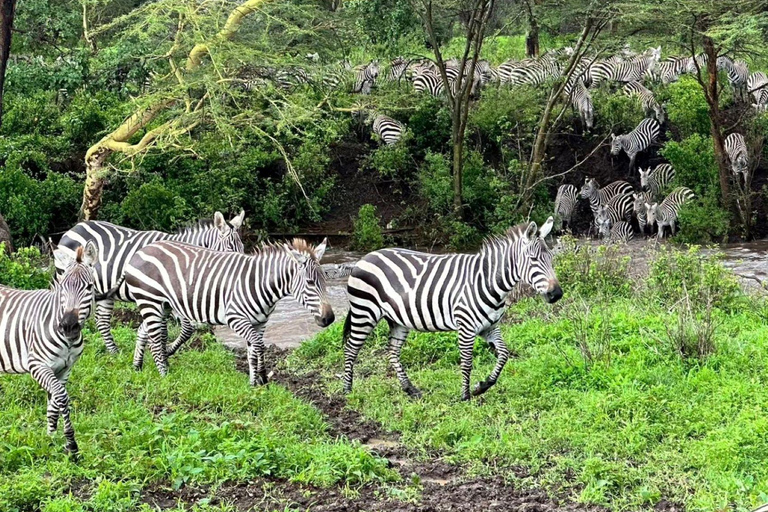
[0,326,395,512]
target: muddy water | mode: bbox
[215,241,768,351]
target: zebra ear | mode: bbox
[230,210,245,230]
[314,238,328,261]
[525,221,537,241]
[284,244,308,264]
[539,217,554,238]
[81,241,98,267]
[610,133,616,141]
[214,212,227,233]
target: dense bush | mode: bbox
[591,87,644,134]
[675,196,730,244]
[661,134,719,197]
[663,75,711,138]
[0,246,53,290]
[553,236,632,298]
[352,204,385,251]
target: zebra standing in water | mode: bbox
[125,239,335,379]
[343,219,562,401]
[372,114,404,145]
[639,164,675,197]
[622,81,665,123]
[554,184,578,232]
[724,133,749,183]
[0,243,97,455]
[56,211,245,354]
[611,118,661,173]
[645,187,695,240]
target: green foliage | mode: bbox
[469,87,544,153]
[345,0,422,51]
[591,87,644,134]
[0,246,53,290]
[365,133,414,180]
[553,235,632,298]
[661,134,719,197]
[352,205,385,252]
[664,75,711,138]
[675,196,731,244]
[119,180,193,231]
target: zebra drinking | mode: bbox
[125,239,334,380]
[724,133,749,183]
[0,243,97,455]
[342,219,562,401]
[645,187,695,240]
[597,218,634,244]
[56,212,245,354]
[610,118,661,173]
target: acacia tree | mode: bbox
[411,0,496,218]
[0,0,16,129]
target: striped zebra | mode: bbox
[632,191,654,234]
[598,219,634,244]
[717,57,749,102]
[639,163,675,197]
[342,219,562,401]
[323,263,355,280]
[412,70,444,96]
[372,114,404,145]
[724,133,749,183]
[647,56,689,84]
[554,184,578,232]
[125,239,334,379]
[580,178,633,229]
[387,57,410,83]
[748,72,768,103]
[275,67,311,90]
[353,60,380,94]
[499,50,565,87]
[754,102,768,113]
[645,187,695,240]
[596,194,633,225]
[611,118,661,173]
[622,81,664,123]
[0,243,97,455]
[320,60,353,90]
[475,59,499,86]
[56,212,245,354]
[590,46,661,86]
[565,78,593,130]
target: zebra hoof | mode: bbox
[471,380,495,397]
[403,384,422,399]
[65,441,79,459]
[460,392,471,401]
[255,372,268,386]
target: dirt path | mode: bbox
[140,346,606,512]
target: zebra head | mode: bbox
[610,134,624,155]
[53,242,98,339]
[580,178,597,199]
[213,210,245,253]
[515,218,562,304]
[595,206,611,239]
[285,238,335,327]
[645,202,659,226]
[639,168,651,191]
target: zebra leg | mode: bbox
[387,325,420,398]
[96,299,119,354]
[228,319,267,385]
[140,308,170,376]
[458,329,477,401]
[628,153,637,175]
[29,363,78,455]
[167,318,196,357]
[343,309,379,394]
[133,321,149,371]
[473,327,509,397]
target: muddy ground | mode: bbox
[138,346,611,512]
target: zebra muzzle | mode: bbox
[544,282,563,304]
[59,311,82,338]
[315,305,335,328]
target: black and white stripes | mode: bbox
[611,118,661,172]
[645,187,695,240]
[639,164,675,197]
[342,219,562,401]
[554,184,578,232]
[725,133,749,183]
[622,81,664,123]
[372,114,405,145]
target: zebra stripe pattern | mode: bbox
[596,194,633,226]
[56,212,245,354]
[589,47,661,86]
[353,60,380,94]
[125,239,334,379]
[611,118,661,172]
[580,178,633,229]
[599,220,634,244]
[412,70,445,96]
[372,114,404,145]
[499,52,563,87]
[565,78,594,130]
[725,133,749,182]
[648,57,690,84]
[323,263,355,280]
[639,163,675,198]
[0,243,97,455]
[632,191,654,234]
[645,187,695,240]
[748,72,768,103]
[554,184,578,232]
[622,81,665,123]
[343,219,562,401]
[717,57,749,102]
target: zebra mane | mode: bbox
[251,238,320,260]
[174,219,216,235]
[480,223,530,254]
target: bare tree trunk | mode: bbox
[526,17,539,58]
[701,36,731,207]
[0,0,16,130]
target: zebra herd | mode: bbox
[0,211,562,454]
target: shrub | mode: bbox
[469,87,544,151]
[0,245,52,290]
[352,204,385,252]
[365,134,413,180]
[663,75,711,138]
[591,87,644,134]
[553,235,632,298]
[661,134,719,197]
[119,180,193,231]
[675,194,730,244]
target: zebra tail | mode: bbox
[342,313,352,346]
[94,276,125,302]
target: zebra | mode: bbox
[611,118,661,173]
[372,114,404,145]
[580,178,633,229]
[502,54,563,87]
[622,81,665,123]
[590,46,661,86]
[353,60,380,94]
[647,56,689,84]
[320,60,353,90]
[554,184,578,232]
[0,243,97,456]
[724,133,749,183]
[632,191,654,234]
[342,218,562,401]
[645,187,695,240]
[475,59,499,86]
[387,57,410,83]
[754,102,768,113]
[55,212,245,354]
[323,263,355,280]
[565,78,593,130]
[598,219,634,244]
[125,239,334,379]
[596,194,633,225]
[412,70,445,96]
[275,67,311,90]
[639,163,675,197]
[717,57,749,102]
[748,72,768,103]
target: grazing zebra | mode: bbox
[126,239,334,378]
[0,243,97,455]
[372,114,404,145]
[611,118,661,172]
[632,191,654,234]
[622,81,665,123]
[590,46,661,86]
[554,184,578,232]
[598,219,634,244]
[275,67,311,90]
[724,133,749,183]
[717,57,749,102]
[639,163,675,197]
[748,72,768,103]
[353,60,380,94]
[565,78,593,130]
[645,187,695,240]
[323,263,355,280]
[412,70,445,96]
[580,178,633,229]
[342,219,562,401]
[56,212,245,354]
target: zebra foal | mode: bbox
[343,218,562,401]
[125,239,335,382]
[0,243,97,455]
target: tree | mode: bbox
[0,0,16,129]
[411,0,496,218]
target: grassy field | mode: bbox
[2,243,768,511]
